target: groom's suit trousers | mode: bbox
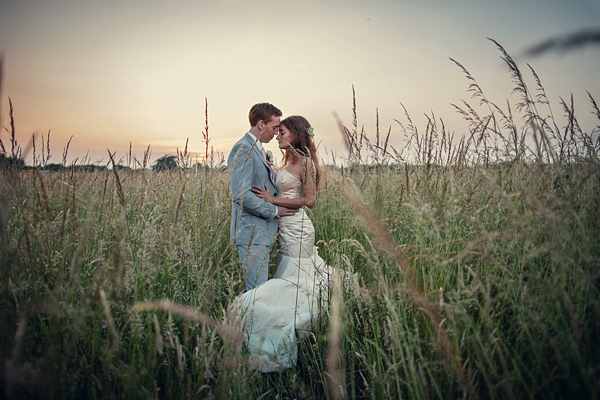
[237,244,271,292]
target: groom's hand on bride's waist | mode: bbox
[278,206,298,217]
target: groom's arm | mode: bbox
[229,140,278,220]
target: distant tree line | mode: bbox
[0,154,25,170]
[152,154,227,172]
[152,155,177,171]
[0,153,225,173]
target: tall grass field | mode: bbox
[1,42,599,399]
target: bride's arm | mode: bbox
[252,160,317,209]
[252,185,315,209]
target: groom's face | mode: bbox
[258,116,281,143]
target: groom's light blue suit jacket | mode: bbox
[228,133,278,247]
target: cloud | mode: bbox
[524,28,600,57]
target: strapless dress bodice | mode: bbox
[275,169,314,258]
[276,169,303,200]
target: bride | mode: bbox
[231,115,335,372]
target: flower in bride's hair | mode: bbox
[265,150,273,162]
[306,127,314,138]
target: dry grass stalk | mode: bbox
[107,149,126,206]
[134,300,248,373]
[153,314,164,355]
[132,300,246,349]
[33,170,51,215]
[132,300,217,327]
[174,173,189,223]
[327,267,344,400]
[99,289,119,351]
[202,97,210,163]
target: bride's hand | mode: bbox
[252,185,274,203]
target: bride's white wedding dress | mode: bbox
[232,169,335,372]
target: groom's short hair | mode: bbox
[249,103,282,127]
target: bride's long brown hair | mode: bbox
[280,115,321,188]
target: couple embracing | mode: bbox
[228,103,335,372]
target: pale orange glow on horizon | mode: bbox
[1,0,599,167]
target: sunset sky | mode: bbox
[1,0,599,167]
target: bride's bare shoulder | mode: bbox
[299,157,317,180]
[285,157,315,182]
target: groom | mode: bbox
[228,103,297,292]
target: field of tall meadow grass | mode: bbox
[1,41,599,399]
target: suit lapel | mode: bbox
[246,134,276,185]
